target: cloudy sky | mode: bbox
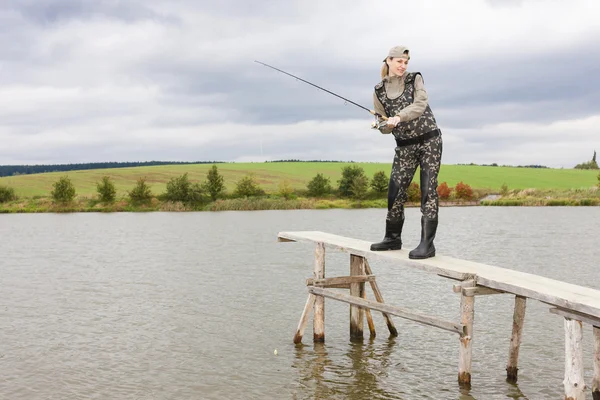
[1,0,599,168]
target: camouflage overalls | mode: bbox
[374,72,443,222]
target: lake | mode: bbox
[1,206,599,399]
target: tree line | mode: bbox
[0,161,225,177]
[0,164,478,206]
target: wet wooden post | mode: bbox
[506,295,527,383]
[349,255,365,340]
[458,280,475,386]
[563,317,585,400]
[313,242,325,342]
[364,259,398,337]
[593,326,600,400]
[293,294,316,344]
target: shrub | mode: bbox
[278,180,295,200]
[597,172,600,188]
[455,181,474,200]
[500,183,509,196]
[204,165,225,201]
[51,175,76,204]
[129,177,153,204]
[164,173,191,202]
[96,176,116,204]
[307,173,332,197]
[350,175,369,200]
[163,173,207,205]
[338,165,367,197]
[370,171,388,194]
[0,185,16,203]
[407,182,420,202]
[436,182,451,200]
[234,174,265,197]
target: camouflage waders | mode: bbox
[370,72,443,259]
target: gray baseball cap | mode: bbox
[383,46,410,61]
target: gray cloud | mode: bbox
[0,0,599,167]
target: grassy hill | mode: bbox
[0,162,597,198]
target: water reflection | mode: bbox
[292,338,405,400]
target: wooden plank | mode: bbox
[550,307,600,328]
[363,289,376,338]
[364,259,398,337]
[278,231,600,319]
[293,294,316,344]
[593,327,600,400]
[308,287,465,335]
[563,318,585,400]
[592,326,600,400]
[458,281,475,386]
[507,296,527,383]
[278,231,475,280]
[349,255,365,340]
[306,275,376,287]
[313,242,325,342]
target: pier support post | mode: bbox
[507,295,527,383]
[349,255,365,340]
[563,318,585,400]
[313,242,325,342]
[458,281,475,387]
[364,260,398,337]
[593,326,600,400]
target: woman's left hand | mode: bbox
[386,116,401,126]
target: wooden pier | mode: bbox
[278,230,600,400]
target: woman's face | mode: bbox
[388,57,408,76]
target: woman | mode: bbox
[369,45,443,260]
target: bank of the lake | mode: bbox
[0,188,599,213]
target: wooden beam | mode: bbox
[563,318,585,400]
[364,259,398,337]
[306,275,376,287]
[308,287,465,335]
[349,255,365,340]
[458,280,475,387]
[593,326,600,400]
[363,290,376,338]
[313,242,325,342]
[293,294,316,344]
[551,307,600,328]
[452,280,503,297]
[506,296,527,383]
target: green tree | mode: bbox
[163,173,207,205]
[234,174,265,197]
[350,175,369,200]
[574,150,599,169]
[278,180,295,200]
[164,173,192,202]
[128,177,153,204]
[204,165,225,201]
[96,176,117,204]
[51,175,76,204]
[370,171,388,194]
[307,173,332,197]
[0,185,16,203]
[338,165,367,197]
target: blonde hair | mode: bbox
[380,61,389,79]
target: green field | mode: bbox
[0,162,598,198]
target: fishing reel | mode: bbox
[371,118,389,130]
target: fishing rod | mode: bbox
[254,60,388,129]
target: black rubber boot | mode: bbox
[370,216,404,251]
[408,217,438,259]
